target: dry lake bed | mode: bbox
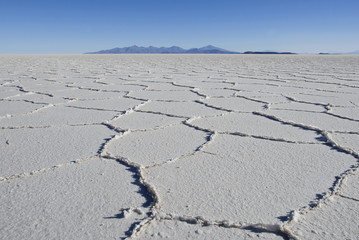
[0,54,359,239]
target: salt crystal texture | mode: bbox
[0,54,358,239]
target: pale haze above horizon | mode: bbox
[0,0,358,54]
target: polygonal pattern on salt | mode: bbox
[0,105,118,127]
[190,112,321,142]
[138,100,227,117]
[1,54,358,239]
[0,158,148,240]
[109,111,185,130]
[266,109,359,132]
[202,97,266,112]
[144,134,356,224]
[105,125,208,166]
[289,197,359,240]
[0,100,47,118]
[0,125,114,177]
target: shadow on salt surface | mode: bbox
[276,192,327,222]
[315,136,326,142]
[100,160,154,239]
[243,226,291,240]
[116,159,153,208]
[103,209,149,240]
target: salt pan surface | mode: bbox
[0,54,358,239]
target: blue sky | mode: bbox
[0,0,358,54]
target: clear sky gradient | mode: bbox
[0,0,358,54]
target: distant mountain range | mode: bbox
[86,45,240,54]
[85,46,359,55]
[243,51,296,54]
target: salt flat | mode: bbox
[0,54,358,240]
